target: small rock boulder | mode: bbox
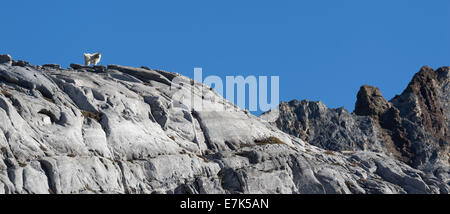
[93,65,107,72]
[0,54,12,65]
[70,63,84,69]
[12,60,31,67]
[42,64,61,69]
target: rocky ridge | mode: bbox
[0,54,448,194]
[260,66,449,190]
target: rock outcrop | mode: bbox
[260,100,385,152]
[260,66,450,190]
[0,55,448,194]
[354,85,413,164]
[0,55,12,66]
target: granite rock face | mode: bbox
[0,56,448,194]
[260,66,450,191]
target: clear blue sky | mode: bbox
[2,0,450,114]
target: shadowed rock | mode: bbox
[261,65,449,180]
[107,64,172,85]
[70,63,89,70]
[42,64,61,69]
[354,85,391,117]
[354,85,412,164]
[12,60,31,67]
[260,100,385,152]
[0,54,12,65]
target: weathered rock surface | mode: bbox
[261,66,450,192]
[0,56,448,194]
[0,55,12,66]
[12,60,31,67]
[260,100,385,152]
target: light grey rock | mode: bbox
[107,65,172,85]
[0,60,448,194]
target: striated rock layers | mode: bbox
[260,66,449,191]
[0,56,448,194]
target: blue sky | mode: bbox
[2,0,450,114]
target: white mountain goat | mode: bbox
[83,52,102,66]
